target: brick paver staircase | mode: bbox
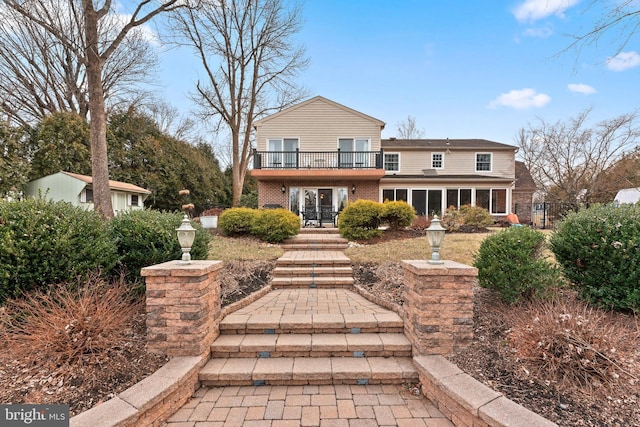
[199,228,418,387]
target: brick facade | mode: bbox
[258,179,381,209]
[142,260,223,357]
[402,260,476,356]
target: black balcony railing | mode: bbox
[252,149,384,169]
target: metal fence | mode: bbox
[514,202,582,230]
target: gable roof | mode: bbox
[61,171,151,194]
[253,96,386,129]
[382,138,517,150]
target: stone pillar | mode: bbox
[402,260,476,356]
[142,260,223,357]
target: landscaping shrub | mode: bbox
[474,226,560,303]
[338,199,384,240]
[507,295,639,395]
[109,210,210,280]
[442,204,493,231]
[0,198,118,304]
[550,204,640,312]
[251,208,300,243]
[218,207,258,236]
[0,275,138,368]
[381,200,416,230]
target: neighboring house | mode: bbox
[251,96,535,225]
[25,171,151,215]
[614,187,640,205]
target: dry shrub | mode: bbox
[0,274,139,370]
[220,260,274,306]
[507,294,639,395]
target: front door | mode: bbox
[319,189,333,221]
[302,188,334,226]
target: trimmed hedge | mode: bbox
[474,226,560,304]
[109,210,210,279]
[382,200,416,230]
[338,199,384,240]
[0,198,118,303]
[218,207,258,236]
[251,208,300,243]
[550,204,640,311]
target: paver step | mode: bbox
[199,356,419,386]
[271,276,354,288]
[219,311,404,335]
[284,234,347,243]
[299,227,339,234]
[211,333,411,358]
[281,243,349,251]
[276,251,352,267]
[273,266,354,277]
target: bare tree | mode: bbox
[172,0,309,207]
[397,115,425,139]
[4,0,180,218]
[0,1,158,126]
[563,1,640,58]
[517,109,640,203]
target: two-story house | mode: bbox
[251,96,534,226]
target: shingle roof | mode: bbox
[61,172,151,194]
[514,161,537,190]
[381,138,517,150]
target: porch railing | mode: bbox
[252,149,384,169]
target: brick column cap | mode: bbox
[401,260,478,276]
[141,260,223,277]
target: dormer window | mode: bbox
[476,153,492,172]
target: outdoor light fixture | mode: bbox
[281,184,286,194]
[426,214,446,264]
[176,214,196,264]
[351,184,356,194]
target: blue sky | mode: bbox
[157,0,640,147]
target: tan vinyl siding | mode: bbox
[255,98,382,152]
[391,149,515,178]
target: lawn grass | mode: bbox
[207,233,284,261]
[345,230,497,265]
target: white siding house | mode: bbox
[25,171,151,215]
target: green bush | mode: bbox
[474,226,560,304]
[338,199,384,240]
[382,200,416,230]
[0,198,118,303]
[550,204,640,311]
[218,207,258,236]
[459,205,493,228]
[251,208,300,243]
[109,210,210,280]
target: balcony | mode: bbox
[253,149,384,170]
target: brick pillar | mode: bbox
[141,260,223,357]
[402,260,476,356]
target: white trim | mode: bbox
[475,152,492,172]
[431,152,444,170]
[383,152,400,173]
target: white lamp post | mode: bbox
[426,215,446,264]
[176,214,196,264]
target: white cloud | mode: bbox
[568,83,596,94]
[606,51,640,71]
[522,26,554,38]
[488,88,551,110]
[513,0,580,23]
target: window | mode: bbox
[129,194,139,206]
[339,138,370,167]
[267,138,298,167]
[476,189,490,210]
[446,188,472,209]
[382,188,407,202]
[81,188,93,203]
[476,153,492,172]
[475,188,507,214]
[431,153,444,169]
[384,153,399,171]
